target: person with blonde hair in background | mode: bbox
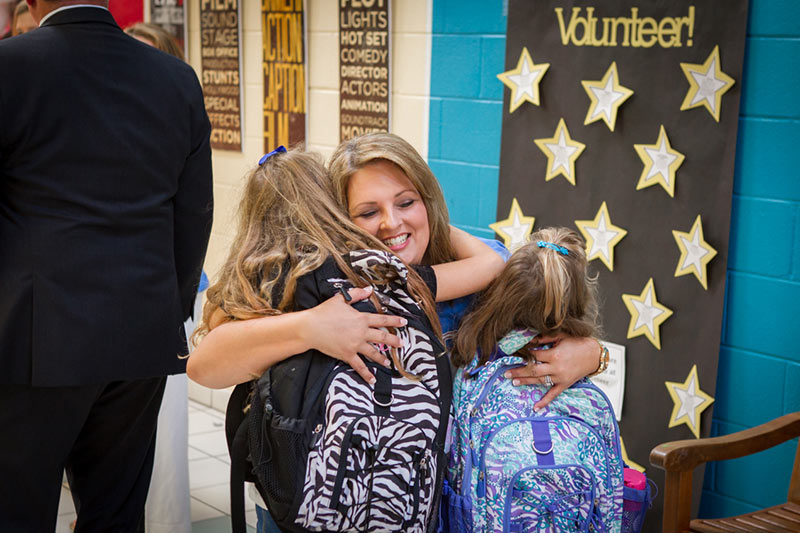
[11,1,35,36]
[125,21,183,60]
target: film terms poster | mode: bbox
[492,0,748,526]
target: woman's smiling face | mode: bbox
[347,160,431,265]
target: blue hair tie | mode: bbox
[537,240,569,255]
[258,145,287,165]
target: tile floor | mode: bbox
[54,400,257,532]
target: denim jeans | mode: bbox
[255,505,281,533]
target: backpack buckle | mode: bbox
[532,439,554,455]
[371,391,394,407]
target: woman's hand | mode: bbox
[304,286,406,384]
[188,287,407,389]
[503,335,601,410]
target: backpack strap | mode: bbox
[372,365,393,417]
[433,353,452,452]
[425,353,452,533]
[225,383,254,533]
[229,418,251,533]
[530,420,555,465]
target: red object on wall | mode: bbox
[109,0,143,29]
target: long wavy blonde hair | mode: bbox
[451,227,600,368]
[197,148,441,375]
[327,132,457,266]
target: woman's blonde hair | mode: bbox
[328,132,457,266]
[451,227,600,368]
[197,148,441,376]
[11,0,30,37]
[125,22,184,61]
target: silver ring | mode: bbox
[532,439,554,455]
[371,391,393,407]
[544,374,553,387]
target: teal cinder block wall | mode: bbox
[427,0,800,516]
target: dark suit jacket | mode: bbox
[0,7,213,386]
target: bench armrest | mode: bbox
[650,412,800,472]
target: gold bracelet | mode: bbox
[588,338,610,377]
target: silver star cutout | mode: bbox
[673,373,707,428]
[679,231,713,272]
[508,62,544,108]
[689,56,728,114]
[644,135,679,183]
[545,129,579,177]
[631,286,666,337]
[503,210,534,251]
[589,75,628,124]
[585,213,621,263]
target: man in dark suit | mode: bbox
[0,1,213,530]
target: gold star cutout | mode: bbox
[622,278,673,350]
[672,215,718,290]
[620,437,645,473]
[680,45,735,122]
[665,365,714,438]
[497,47,550,113]
[633,125,685,197]
[581,61,634,132]
[489,198,535,252]
[534,118,586,186]
[574,201,627,271]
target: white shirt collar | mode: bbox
[39,4,110,27]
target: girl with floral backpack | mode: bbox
[444,228,624,532]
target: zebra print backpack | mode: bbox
[249,250,452,532]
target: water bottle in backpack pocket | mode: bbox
[446,355,624,532]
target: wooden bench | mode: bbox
[650,411,800,532]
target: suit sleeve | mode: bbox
[173,74,213,319]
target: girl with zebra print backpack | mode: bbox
[188,146,504,532]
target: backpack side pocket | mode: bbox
[249,407,308,522]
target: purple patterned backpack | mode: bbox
[444,328,624,532]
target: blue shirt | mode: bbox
[436,238,510,336]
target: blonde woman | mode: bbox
[11,1,35,36]
[125,22,183,60]
[327,133,604,408]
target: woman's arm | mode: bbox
[187,287,406,389]
[503,335,603,409]
[431,226,505,302]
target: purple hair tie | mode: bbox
[258,145,287,165]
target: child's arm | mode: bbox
[431,226,505,302]
[503,335,602,409]
[187,287,406,389]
